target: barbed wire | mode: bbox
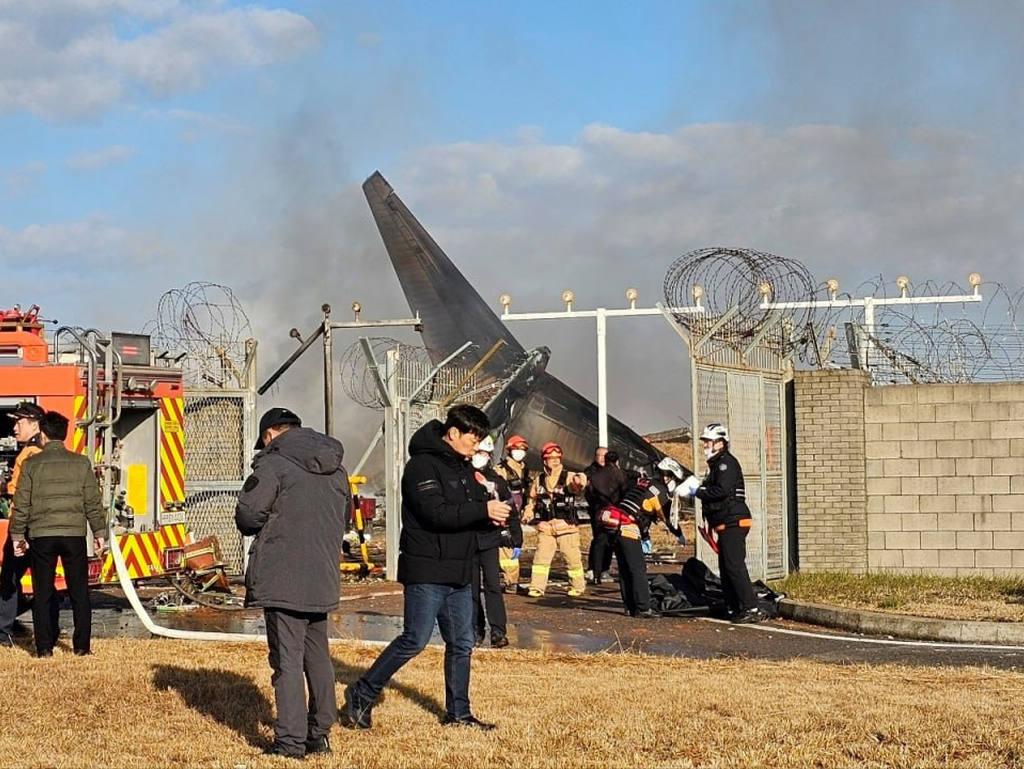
[145,282,254,388]
[662,250,1024,383]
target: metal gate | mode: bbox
[183,390,256,573]
[663,306,790,580]
[378,346,484,580]
[692,365,787,580]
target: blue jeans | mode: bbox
[354,583,475,719]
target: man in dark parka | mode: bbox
[236,407,350,758]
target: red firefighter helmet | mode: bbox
[540,441,562,459]
[505,434,528,450]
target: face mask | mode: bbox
[666,479,678,493]
[510,449,526,463]
[471,454,489,469]
[703,447,715,461]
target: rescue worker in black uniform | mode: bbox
[681,423,763,623]
[470,436,522,648]
[596,475,671,618]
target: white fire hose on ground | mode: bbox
[108,533,395,647]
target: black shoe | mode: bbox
[474,633,486,647]
[441,714,496,731]
[490,635,509,649]
[632,608,660,619]
[73,648,91,656]
[262,743,304,759]
[731,608,765,624]
[304,735,330,755]
[35,649,53,658]
[340,685,374,730]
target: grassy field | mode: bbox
[2,639,1024,768]
[772,571,1024,622]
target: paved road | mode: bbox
[31,583,1022,671]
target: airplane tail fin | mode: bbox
[363,171,525,376]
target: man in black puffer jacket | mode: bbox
[343,405,510,732]
[235,407,350,759]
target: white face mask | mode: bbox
[510,449,526,463]
[471,453,489,469]
[666,479,678,493]
[703,447,715,461]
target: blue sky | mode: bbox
[2,0,1023,437]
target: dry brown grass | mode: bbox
[774,572,1024,623]
[1,639,1023,768]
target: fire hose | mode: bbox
[108,532,394,646]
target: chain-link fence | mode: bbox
[184,390,256,573]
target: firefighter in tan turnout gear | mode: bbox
[493,434,530,591]
[524,442,587,597]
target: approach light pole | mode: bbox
[257,301,423,435]
[757,273,983,370]
[497,288,704,447]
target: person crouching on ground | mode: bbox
[235,407,350,758]
[342,405,510,732]
[10,411,107,657]
[470,435,522,648]
[524,442,587,598]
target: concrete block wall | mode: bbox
[864,382,1024,576]
[793,369,871,572]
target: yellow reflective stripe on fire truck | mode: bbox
[158,397,185,509]
[96,524,189,582]
[73,395,87,455]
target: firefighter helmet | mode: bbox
[656,456,684,480]
[699,423,729,444]
[540,441,562,459]
[505,434,528,450]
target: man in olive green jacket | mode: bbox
[11,412,107,657]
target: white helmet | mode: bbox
[656,456,684,480]
[475,435,495,453]
[699,423,729,444]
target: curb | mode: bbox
[778,599,1024,644]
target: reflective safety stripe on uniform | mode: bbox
[714,518,753,533]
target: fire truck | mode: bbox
[0,305,191,592]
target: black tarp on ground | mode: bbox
[646,558,785,618]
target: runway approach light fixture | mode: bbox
[825,278,840,300]
[625,287,639,309]
[499,293,512,313]
[692,284,705,307]
[758,281,773,299]
[351,301,362,321]
[896,275,910,298]
[968,272,982,295]
[561,289,575,311]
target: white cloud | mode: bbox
[0,217,161,264]
[0,2,318,119]
[65,144,135,171]
[3,160,45,195]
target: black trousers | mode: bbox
[264,608,336,755]
[588,517,614,578]
[29,536,91,654]
[613,534,650,614]
[717,525,757,613]
[472,548,507,641]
